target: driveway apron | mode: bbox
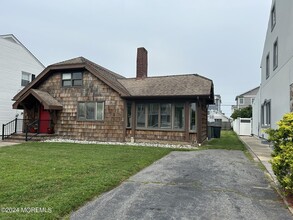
[71,150,292,220]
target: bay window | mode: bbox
[148,103,159,128]
[174,104,185,129]
[160,104,172,128]
[137,104,146,128]
[136,102,188,131]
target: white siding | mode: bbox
[255,0,293,138]
[0,36,44,133]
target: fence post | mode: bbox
[15,118,17,134]
[2,124,4,140]
[25,125,28,141]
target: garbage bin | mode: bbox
[208,126,213,139]
[213,126,221,138]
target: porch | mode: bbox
[8,89,63,141]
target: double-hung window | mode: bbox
[271,4,276,31]
[62,72,83,87]
[137,104,146,128]
[148,103,159,128]
[126,102,132,128]
[174,103,185,129]
[78,102,104,121]
[273,39,278,70]
[21,72,31,87]
[190,103,197,131]
[261,100,271,127]
[160,104,172,128]
[239,98,244,105]
[266,53,270,79]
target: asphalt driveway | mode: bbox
[71,150,292,220]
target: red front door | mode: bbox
[39,105,50,133]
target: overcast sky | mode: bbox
[1,0,272,116]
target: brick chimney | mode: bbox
[136,47,148,79]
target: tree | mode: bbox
[230,106,252,120]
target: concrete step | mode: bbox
[4,133,58,142]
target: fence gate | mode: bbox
[233,118,252,136]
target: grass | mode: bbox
[202,130,254,162]
[0,131,253,219]
[201,130,246,151]
[0,142,174,219]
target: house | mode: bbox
[0,34,45,134]
[10,48,214,144]
[231,87,259,113]
[252,0,293,138]
[208,95,231,130]
[208,94,221,112]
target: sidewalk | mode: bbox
[238,135,277,184]
[0,140,20,148]
[239,135,293,214]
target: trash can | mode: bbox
[208,126,213,139]
[213,126,221,138]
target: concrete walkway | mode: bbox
[239,135,293,214]
[0,140,20,148]
[238,136,277,184]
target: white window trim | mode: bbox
[77,101,104,121]
[136,103,187,131]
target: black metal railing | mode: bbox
[2,118,31,140]
[2,119,53,141]
[25,119,39,141]
[2,118,17,140]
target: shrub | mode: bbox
[266,113,293,192]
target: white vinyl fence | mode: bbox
[233,118,252,136]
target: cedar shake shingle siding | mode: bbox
[35,70,124,141]
[12,51,214,144]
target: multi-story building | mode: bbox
[252,0,293,137]
[0,34,44,133]
[232,87,259,113]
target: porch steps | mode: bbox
[5,133,58,142]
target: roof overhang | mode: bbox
[13,89,63,110]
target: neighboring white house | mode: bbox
[208,94,221,112]
[252,0,293,138]
[208,94,231,130]
[0,34,44,133]
[231,87,259,113]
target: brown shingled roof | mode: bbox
[118,74,213,97]
[13,56,213,103]
[13,89,62,110]
[13,56,130,101]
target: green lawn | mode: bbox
[202,130,246,151]
[0,142,173,219]
[0,131,246,219]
